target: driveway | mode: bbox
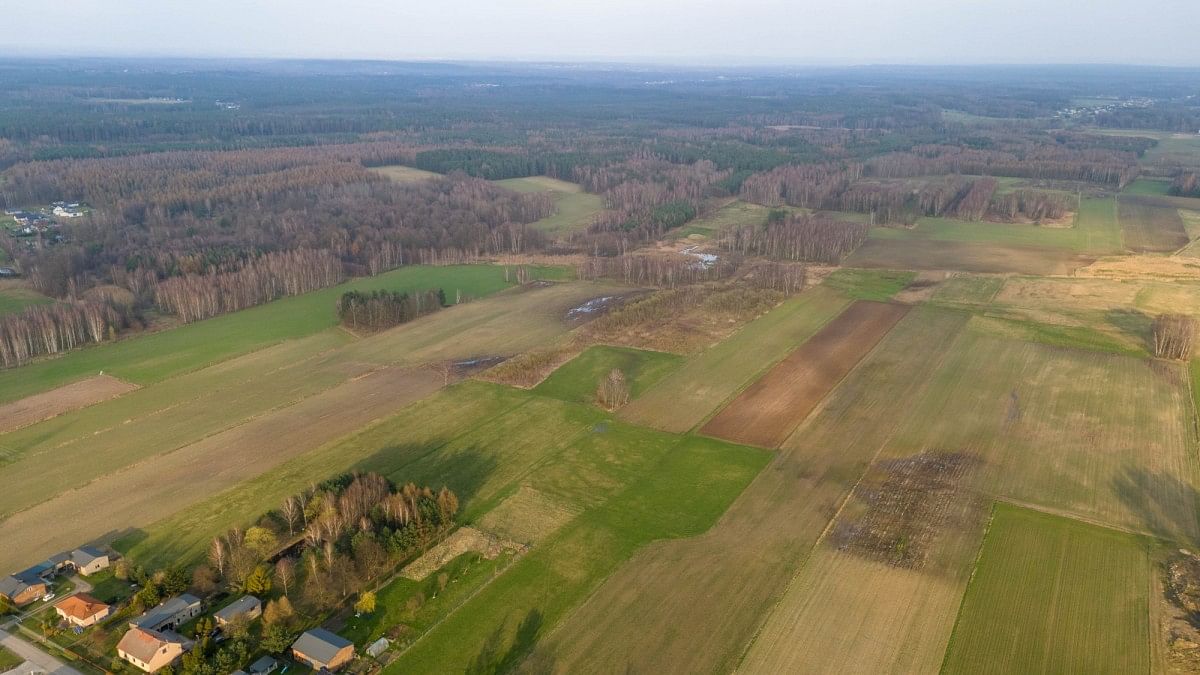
[0,629,80,675]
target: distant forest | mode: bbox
[0,59,1197,365]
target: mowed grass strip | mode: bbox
[0,264,529,404]
[532,345,683,406]
[619,285,850,433]
[1120,195,1190,252]
[384,435,771,674]
[539,308,969,674]
[701,301,909,448]
[941,503,1150,675]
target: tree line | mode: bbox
[336,288,446,331]
[716,213,870,263]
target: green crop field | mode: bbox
[822,268,916,301]
[620,285,850,433]
[533,345,683,405]
[941,503,1150,675]
[931,274,1004,307]
[1124,177,1173,196]
[494,176,604,236]
[0,264,554,404]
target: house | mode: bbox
[290,628,354,671]
[68,546,110,576]
[213,595,261,626]
[248,655,278,674]
[0,571,49,606]
[130,594,202,632]
[117,627,189,673]
[54,593,112,628]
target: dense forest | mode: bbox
[0,59,1198,367]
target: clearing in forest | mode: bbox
[701,301,909,448]
[368,165,443,183]
[493,176,604,237]
[619,285,850,433]
[941,503,1150,675]
[1120,195,1190,252]
[536,308,969,674]
[0,374,139,434]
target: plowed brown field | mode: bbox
[700,301,909,447]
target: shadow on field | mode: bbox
[1111,465,1200,545]
[467,609,550,674]
[1104,308,1152,351]
[357,442,500,509]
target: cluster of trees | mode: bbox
[739,162,863,209]
[577,252,737,287]
[717,213,870,263]
[1152,314,1197,360]
[989,189,1074,221]
[336,288,446,331]
[154,250,344,323]
[0,299,127,367]
[865,142,1139,187]
[1171,173,1200,198]
[596,369,631,410]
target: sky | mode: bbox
[1,0,1198,66]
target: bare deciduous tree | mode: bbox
[1153,314,1197,360]
[596,368,631,411]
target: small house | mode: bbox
[54,593,112,628]
[130,594,202,632]
[69,546,110,576]
[248,655,278,674]
[213,595,261,626]
[117,627,189,673]
[291,628,354,672]
[0,571,49,606]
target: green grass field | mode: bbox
[941,503,1150,675]
[620,285,850,433]
[669,200,777,239]
[0,645,22,671]
[930,274,1004,307]
[1124,177,1173,196]
[385,434,770,674]
[494,176,604,237]
[0,285,52,316]
[0,264,546,404]
[533,345,683,405]
[369,165,443,183]
[822,268,916,301]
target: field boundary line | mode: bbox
[685,292,853,435]
[732,312,968,671]
[937,502,997,675]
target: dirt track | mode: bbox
[700,301,909,448]
[0,375,139,433]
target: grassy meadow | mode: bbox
[494,176,604,237]
[533,345,683,405]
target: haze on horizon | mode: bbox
[1,0,1198,67]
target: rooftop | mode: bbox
[292,628,353,666]
[55,593,110,620]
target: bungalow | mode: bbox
[117,627,190,673]
[213,595,261,626]
[54,593,112,628]
[291,628,354,672]
[0,571,49,606]
[130,594,202,632]
[68,546,110,576]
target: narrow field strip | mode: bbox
[0,374,139,433]
[700,300,910,448]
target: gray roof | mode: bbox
[249,655,278,673]
[291,628,352,666]
[214,595,260,623]
[46,552,71,565]
[71,546,106,566]
[131,594,201,630]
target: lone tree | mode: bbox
[1153,314,1197,360]
[596,368,631,411]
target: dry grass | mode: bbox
[400,527,522,581]
[476,486,581,545]
[0,366,445,573]
[368,165,442,183]
[846,238,1094,275]
[0,374,139,433]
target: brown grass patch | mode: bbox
[1077,255,1200,281]
[401,527,524,581]
[0,375,139,433]
[847,238,1094,275]
[700,301,909,448]
[1121,196,1190,253]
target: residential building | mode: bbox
[248,655,278,674]
[291,628,354,671]
[68,547,110,576]
[130,594,202,632]
[54,593,112,628]
[117,627,189,673]
[213,595,261,626]
[0,571,48,606]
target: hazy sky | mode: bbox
[2,0,1197,66]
